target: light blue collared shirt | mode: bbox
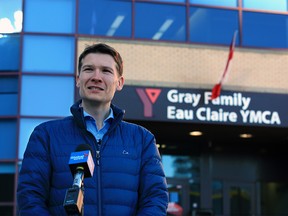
[83,108,114,142]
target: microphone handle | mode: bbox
[73,169,84,188]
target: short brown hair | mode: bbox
[78,43,123,76]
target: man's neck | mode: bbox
[82,101,111,129]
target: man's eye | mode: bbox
[103,69,112,73]
[83,68,92,72]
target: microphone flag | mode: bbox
[69,150,94,179]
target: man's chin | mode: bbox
[85,98,102,104]
[83,97,110,106]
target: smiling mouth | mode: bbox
[88,86,104,91]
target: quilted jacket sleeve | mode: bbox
[17,124,52,215]
[137,129,169,216]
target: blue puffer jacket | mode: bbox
[17,101,168,215]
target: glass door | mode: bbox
[167,178,190,216]
[223,182,258,216]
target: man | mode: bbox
[17,43,168,215]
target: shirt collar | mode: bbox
[83,108,114,122]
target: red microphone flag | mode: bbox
[211,31,238,100]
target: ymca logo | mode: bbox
[136,88,161,117]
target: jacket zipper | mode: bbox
[96,139,102,216]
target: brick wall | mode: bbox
[78,38,288,94]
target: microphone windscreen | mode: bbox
[75,144,94,157]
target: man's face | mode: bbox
[76,53,124,106]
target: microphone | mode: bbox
[63,144,95,215]
[69,144,95,188]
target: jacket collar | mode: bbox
[70,100,125,129]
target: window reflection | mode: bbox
[189,7,239,45]
[190,0,237,7]
[0,0,22,33]
[243,0,287,12]
[0,77,18,115]
[0,121,17,159]
[151,0,185,2]
[162,155,200,179]
[0,34,20,71]
[135,3,186,41]
[78,0,131,37]
[243,12,288,48]
[76,0,288,48]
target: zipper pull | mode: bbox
[95,139,101,166]
[96,150,100,166]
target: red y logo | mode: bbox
[136,88,161,117]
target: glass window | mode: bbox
[22,35,75,73]
[0,206,13,216]
[0,76,18,115]
[19,118,54,159]
[0,94,18,115]
[78,0,132,37]
[0,165,15,216]
[24,0,76,33]
[0,0,21,71]
[242,12,288,48]
[0,0,22,33]
[0,163,15,173]
[230,185,252,215]
[163,155,200,178]
[0,34,20,71]
[212,180,223,215]
[190,180,201,214]
[190,0,237,7]
[151,0,185,2]
[243,0,287,12]
[20,75,74,116]
[0,120,17,159]
[189,7,239,45]
[261,182,288,215]
[0,172,14,202]
[0,76,18,93]
[135,3,186,41]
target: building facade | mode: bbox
[1,0,288,215]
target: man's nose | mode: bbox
[91,69,101,79]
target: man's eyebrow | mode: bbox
[81,64,94,70]
[81,63,114,69]
[82,64,93,68]
[102,65,113,70]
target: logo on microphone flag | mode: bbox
[69,150,89,163]
[211,30,238,100]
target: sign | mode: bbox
[113,86,287,127]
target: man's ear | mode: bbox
[76,74,80,88]
[116,76,125,91]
